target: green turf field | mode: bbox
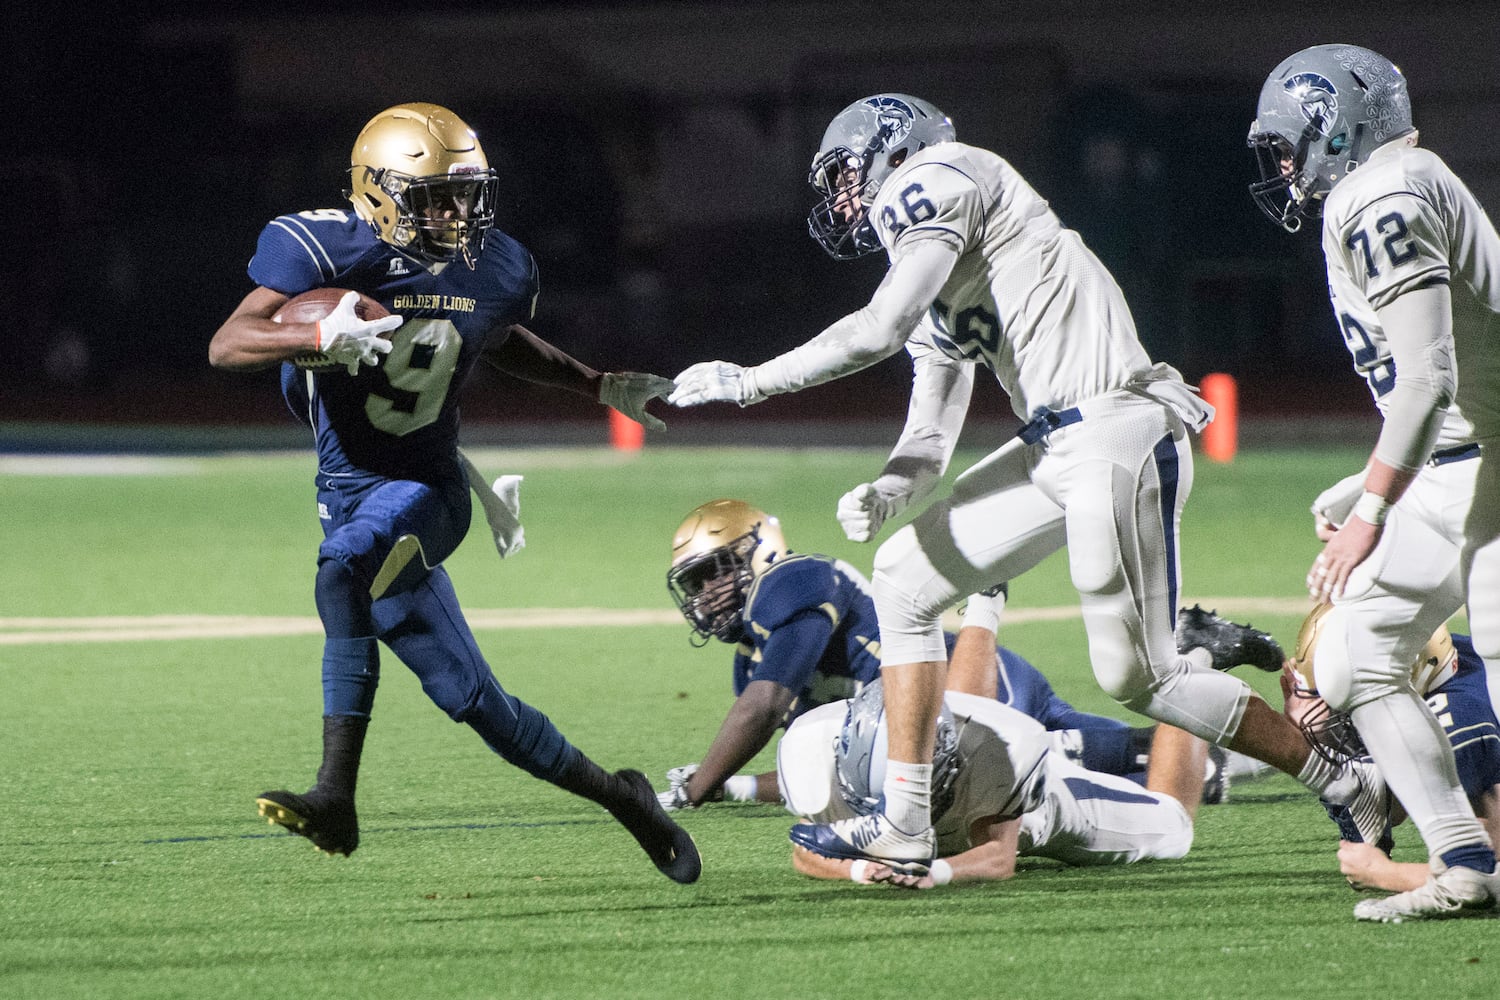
[1,444,1492,999]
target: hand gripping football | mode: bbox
[273,288,393,370]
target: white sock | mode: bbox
[882,761,932,835]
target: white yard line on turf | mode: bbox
[0,598,1318,646]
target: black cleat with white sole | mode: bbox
[1175,604,1285,672]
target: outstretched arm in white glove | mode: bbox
[315,291,402,375]
[599,372,674,431]
[458,450,525,558]
[668,239,962,409]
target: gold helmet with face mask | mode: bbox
[667,499,788,645]
[1288,602,1459,763]
[345,102,500,268]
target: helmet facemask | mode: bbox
[348,164,500,267]
[806,93,954,260]
[1289,685,1368,766]
[807,147,884,260]
[1248,125,1325,233]
[666,529,759,645]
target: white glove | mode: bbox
[458,450,525,558]
[1311,471,1366,536]
[668,361,767,408]
[657,763,701,811]
[599,372,672,431]
[837,477,918,542]
[316,291,402,375]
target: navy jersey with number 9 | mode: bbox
[248,208,540,482]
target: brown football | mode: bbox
[273,288,393,369]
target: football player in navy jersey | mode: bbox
[1281,603,1500,896]
[655,499,1167,811]
[208,102,699,883]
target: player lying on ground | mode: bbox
[777,588,1204,887]
[657,499,1257,812]
[779,677,1207,887]
[1282,602,1500,894]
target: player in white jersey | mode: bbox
[670,93,1384,876]
[1249,43,1500,920]
[778,684,1197,888]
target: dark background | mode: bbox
[6,1,1498,443]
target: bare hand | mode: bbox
[1307,516,1381,601]
[1338,839,1389,890]
[870,864,936,889]
[1280,663,1322,729]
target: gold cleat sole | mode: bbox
[256,797,347,857]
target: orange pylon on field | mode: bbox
[609,407,645,452]
[1200,373,1238,463]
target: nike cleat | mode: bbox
[1354,865,1498,922]
[788,813,936,875]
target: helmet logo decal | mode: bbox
[1284,72,1339,136]
[863,95,917,145]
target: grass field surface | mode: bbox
[2,444,1493,999]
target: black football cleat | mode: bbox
[605,769,702,884]
[1175,604,1285,672]
[256,789,360,857]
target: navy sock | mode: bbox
[1439,843,1497,874]
[322,637,379,716]
[1079,725,1155,776]
[316,559,379,716]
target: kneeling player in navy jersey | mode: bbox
[1282,603,1500,894]
[656,499,1205,812]
[208,102,698,882]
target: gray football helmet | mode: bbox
[1248,44,1414,232]
[808,94,956,259]
[834,678,961,822]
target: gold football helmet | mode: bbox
[345,102,500,267]
[667,499,788,645]
[1288,602,1459,763]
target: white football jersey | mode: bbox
[776,691,1050,857]
[1322,144,1500,446]
[867,143,1157,420]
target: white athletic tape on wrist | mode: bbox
[929,859,953,885]
[723,774,758,801]
[849,860,871,883]
[1352,491,1392,526]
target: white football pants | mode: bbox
[1018,754,1194,865]
[872,391,1252,742]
